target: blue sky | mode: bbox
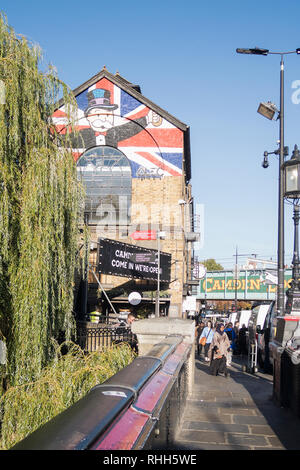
[2,0,300,270]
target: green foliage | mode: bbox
[0,14,83,386]
[0,341,135,449]
[201,258,224,271]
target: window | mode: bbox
[77,146,132,225]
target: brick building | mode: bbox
[53,68,198,318]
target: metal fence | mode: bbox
[76,322,135,352]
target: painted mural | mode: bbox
[52,77,184,178]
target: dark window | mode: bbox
[77,146,132,225]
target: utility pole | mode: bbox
[234,247,257,310]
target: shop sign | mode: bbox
[130,230,157,240]
[198,272,292,294]
[98,238,171,282]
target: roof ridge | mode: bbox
[57,68,188,131]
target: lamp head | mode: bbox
[257,102,279,120]
[262,158,269,169]
[283,145,300,199]
[236,47,269,55]
[262,151,269,168]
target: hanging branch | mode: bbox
[0,14,83,386]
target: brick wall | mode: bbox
[86,175,190,316]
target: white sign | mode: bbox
[193,263,207,279]
[265,271,278,285]
[128,291,142,305]
[183,296,197,312]
[260,271,278,285]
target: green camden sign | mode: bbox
[196,269,293,301]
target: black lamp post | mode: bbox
[283,145,300,314]
[236,47,300,316]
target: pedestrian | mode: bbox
[238,324,248,355]
[233,320,240,354]
[127,313,136,326]
[89,305,101,323]
[199,320,214,362]
[209,323,231,377]
[196,321,205,356]
[119,313,138,353]
[224,322,235,366]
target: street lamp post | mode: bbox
[283,145,300,314]
[236,47,300,316]
[155,231,165,318]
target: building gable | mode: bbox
[53,69,191,181]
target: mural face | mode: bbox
[53,77,184,178]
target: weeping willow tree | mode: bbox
[0,15,83,386]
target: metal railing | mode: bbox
[76,321,135,352]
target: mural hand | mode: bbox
[148,110,163,127]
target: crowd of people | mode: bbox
[196,318,249,377]
[88,306,250,375]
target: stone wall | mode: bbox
[132,317,195,395]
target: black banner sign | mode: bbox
[98,238,171,282]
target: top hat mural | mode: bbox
[84,88,118,116]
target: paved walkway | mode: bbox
[173,353,300,450]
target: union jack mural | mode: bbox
[53,77,183,178]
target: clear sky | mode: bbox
[2,0,300,270]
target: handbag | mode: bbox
[199,328,211,346]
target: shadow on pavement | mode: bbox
[193,353,300,450]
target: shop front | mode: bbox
[96,238,171,318]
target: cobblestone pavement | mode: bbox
[173,353,300,450]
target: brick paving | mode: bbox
[173,354,300,450]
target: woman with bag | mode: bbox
[209,323,231,377]
[199,320,214,362]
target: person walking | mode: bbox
[224,322,235,366]
[196,321,205,357]
[209,323,231,377]
[116,313,138,353]
[238,324,248,356]
[199,320,214,362]
[233,320,240,355]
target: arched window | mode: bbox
[77,146,132,225]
